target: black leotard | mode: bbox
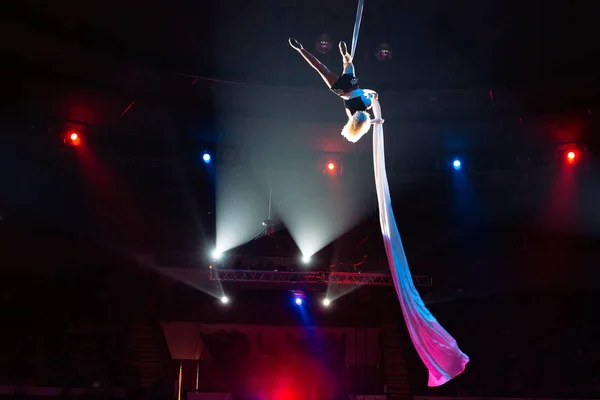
[331,73,359,96]
[330,73,369,115]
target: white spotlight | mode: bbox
[220,296,229,304]
[322,298,331,307]
[212,249,223,260]
[301,255,311,264]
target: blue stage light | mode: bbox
[452,159,462,170]
[202,153,211,163]
[295,297,303,306]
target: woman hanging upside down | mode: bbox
[289,38,384,143]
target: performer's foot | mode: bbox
[339,41,349,56]
[289,38,303,50]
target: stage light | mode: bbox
[315,34,333,54]
[323,159,342,175]
[220,296,229,304]
[301,255,311,264]
[295,297,303,306]
[557,143,585,166]
[322,298,331,307]
[566,150,578,164]
[375,43,392,61]
[202,153,211,163]
[211,249,222,260]
[452,159,462,170]
[65,131,82,147]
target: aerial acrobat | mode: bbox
[288,38,383,143]
[288,0,469,387]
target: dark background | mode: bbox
[1,0,600,397]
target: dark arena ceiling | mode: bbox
[2,0,600,148]
[1,0,600,300]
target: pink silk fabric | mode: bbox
[371,98,470,386]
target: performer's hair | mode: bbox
[341,111,371,143]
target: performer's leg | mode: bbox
[289,38,338,88]
[339,41,355,76]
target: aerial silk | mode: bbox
[351,0,470,386]
[350,0,364,58]
[371,98,469,386]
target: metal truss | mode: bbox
[209,269,432,287]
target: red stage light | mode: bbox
[323,160,342,175]
[565,150,578,164]
[65,131,82,147]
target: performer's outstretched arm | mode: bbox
[363,89,377,99]
[368,92,383,124]
[370,98,383,124]
[289,38,338,88]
